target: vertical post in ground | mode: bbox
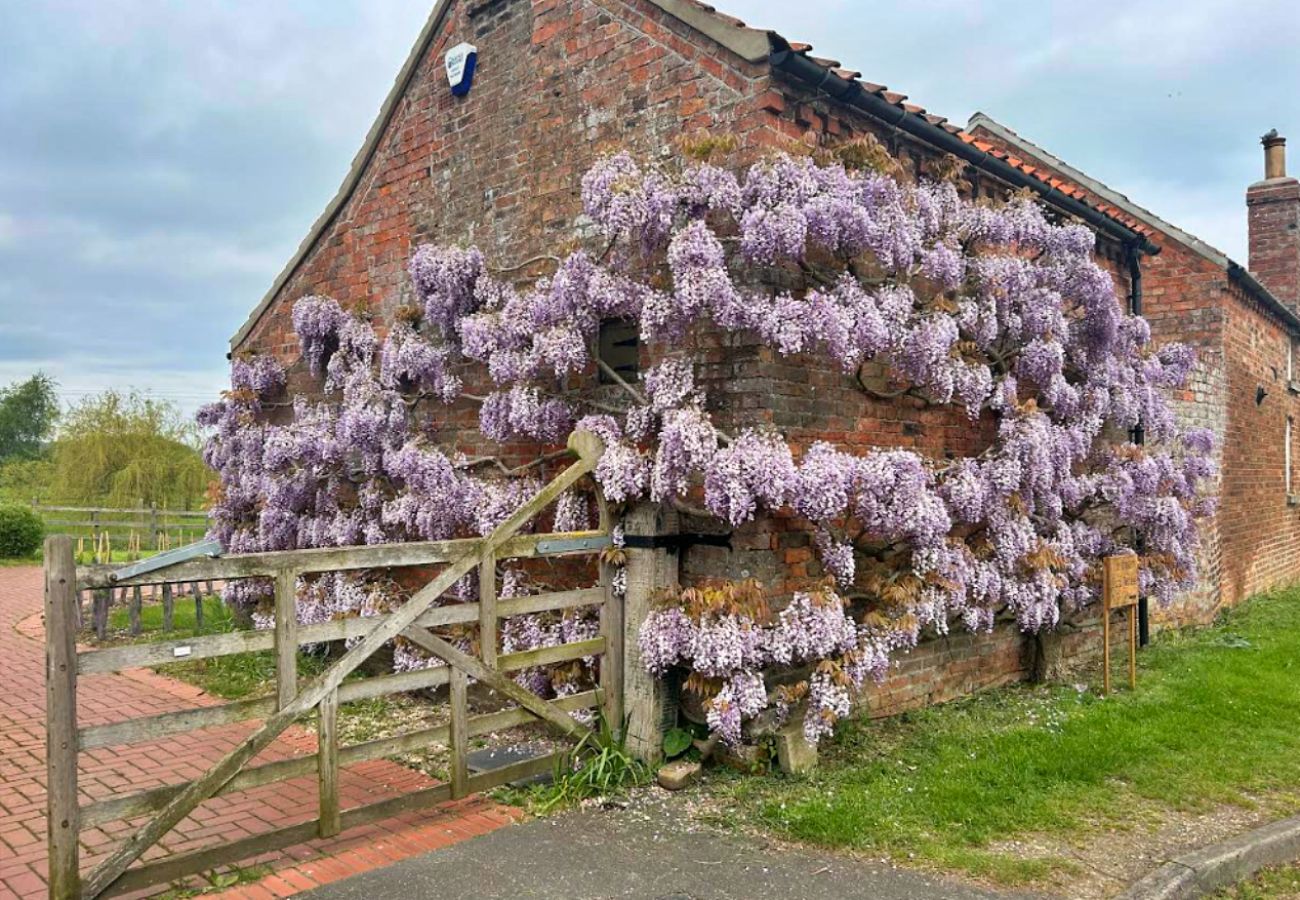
[129,585,142,636]
[192,583,204,631]
[621,502,679,763]
[1103,608,1112,695]
[449,668,468,799]
[161,582,174,633]
[92,588,109,640]
[1128,606,1138,690]
[45,535,81,900]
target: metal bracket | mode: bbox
[622,533,732,554]
[534,535,613,556]
[109,538,224,583]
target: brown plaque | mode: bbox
[1103,554,1140,610]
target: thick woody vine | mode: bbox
[201,137,1214,749]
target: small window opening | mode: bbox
[598,319,640,384]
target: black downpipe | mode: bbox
[769,48,1163,256]
[1127,244,1151,647]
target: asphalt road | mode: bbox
[304,800,1043,900]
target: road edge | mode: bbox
[1118,814,1300,899]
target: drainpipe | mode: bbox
[1127,243,1151,647]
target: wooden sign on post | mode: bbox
[1102,554,1140,694]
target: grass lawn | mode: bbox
[1216,862,1300,898]
[709,587,1300,884]
[107,597,329,700]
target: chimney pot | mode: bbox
[1263,129,1287,179]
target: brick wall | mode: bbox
[1247,176,1300,314]
[1217,283,1300,607]
[232,1,1289,724]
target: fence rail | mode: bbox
[44,430,618,898]
[33,503,209,555]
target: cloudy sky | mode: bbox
[1,0,1296,417]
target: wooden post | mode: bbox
[599,560,624,730]
[161,583,174,633]
[478,551,497,669]
[1128,606,1138,690]
[317,690,340,838]
[150,503,159,551]
[91,510,100,561]
[93,588,109,640]
[621,502,679,763]
[44,536,81,899]
[192,583,204,631]
[274,571,298,709]
[1102,554,1140,695]
[449,668,468,799]
[1102,608,1112,695]
[130,585,143,636]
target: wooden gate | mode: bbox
[45,431,619,898]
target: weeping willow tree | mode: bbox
[52,390,212,508]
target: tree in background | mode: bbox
[52,390,211,509]
[0,374,59,461]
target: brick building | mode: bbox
[967,116,1300,621]
[231,0,1300,718]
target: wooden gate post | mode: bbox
[45,535,81,899]
[621,502,679,763]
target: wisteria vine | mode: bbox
[202,143,1215,749]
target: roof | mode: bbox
[967,112,1300,334]
[967,113,1226,267]
[233,0,1158,349]
[653,1,1156,241]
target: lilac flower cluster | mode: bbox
[637,587,892,746]
[203,148,1216,751]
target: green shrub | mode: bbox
[0,504,44,558]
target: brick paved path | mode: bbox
[0,567,521,899]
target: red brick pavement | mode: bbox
[0,567,523,898]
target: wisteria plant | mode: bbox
[201,139,1215,749]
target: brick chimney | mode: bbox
[1248,130,1300,311]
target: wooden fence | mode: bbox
[78,579,212,641]
[45,431,619,898]
[34,504,209,553]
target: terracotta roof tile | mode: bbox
[660,0,1152,238]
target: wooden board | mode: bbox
[1103,554,1140,609]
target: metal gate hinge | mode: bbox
[621,533,732,553]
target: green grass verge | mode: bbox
[1215,861,1300,898]
[107,596,329,700]
[711,588,1300,885]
